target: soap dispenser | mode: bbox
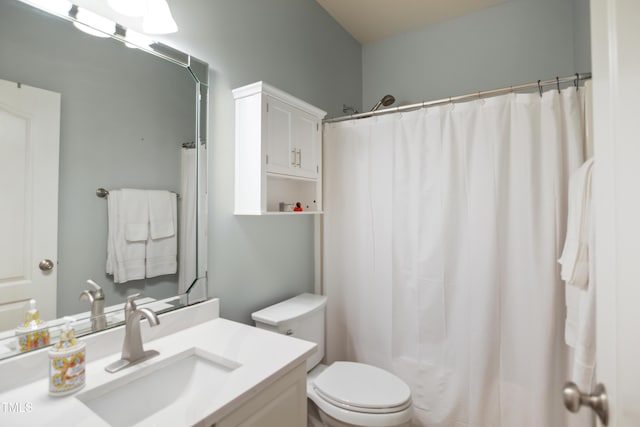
[15,299,50,353]
[48,316,86,396]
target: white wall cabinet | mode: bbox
[233,82,326,215]
[214,362,307,427]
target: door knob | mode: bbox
[39,259,54,271]
[563,382,609,425]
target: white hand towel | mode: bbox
[122,189,149,242]
[571,265,596,391]
[558,158,594,289]
[106,190,146,283]
[560,159,596,391]
[148,190,175,239]
[564,285,580,347]
[568,196,596,391]
[146,192,178,278]
[106,189,119,277]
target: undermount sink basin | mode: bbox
[77,347,241,426]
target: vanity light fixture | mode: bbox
[107,0,178,34]
[107,0,147,17]
[25,0,72,15]
[70,5,115,38]
[142,0,178,34]
[123,28,154,49]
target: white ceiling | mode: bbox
[315,0,510,44]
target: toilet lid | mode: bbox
[312,362,411,413]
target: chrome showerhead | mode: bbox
[370,94,396,111]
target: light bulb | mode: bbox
[143,0,178,34]
[124,29,154,49]
[27,0,72,15]
[107,0,147,17]
[72,8,115,38]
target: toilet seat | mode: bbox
[312,362,412,414]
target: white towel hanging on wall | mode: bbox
[146,192,178,278]
[122,189,149,242]
[148,190,175,239]
[105,189,178,284]
[106,189,146,283]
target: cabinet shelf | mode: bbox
[233,82,326,215]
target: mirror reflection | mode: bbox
[0,0,208,359]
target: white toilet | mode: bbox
[252,293,413,427]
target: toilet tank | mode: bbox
[251,293,327,372]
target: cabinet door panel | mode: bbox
[215,363,307,427]
[292,111,319,179]
[266,96,293,175]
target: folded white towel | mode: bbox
[106,189,119,277]
[106,190,146,283]
[559,158,594,289]
[146,192,178,278]
[148,190,175,239]
[122,189,149,242]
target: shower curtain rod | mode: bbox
[324,72,592,124]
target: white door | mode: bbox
[0,79,60,330]
[590,0,640,426]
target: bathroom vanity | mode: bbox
[0,299,316,426]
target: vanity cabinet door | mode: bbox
[214,362,307,427]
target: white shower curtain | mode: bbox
[323,88,586,427]
[179,143,207,300]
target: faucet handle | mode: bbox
[125,293,144,310]
[79,289,94,303]
[86,279,105,299]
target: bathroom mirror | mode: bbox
[0,0,208,360]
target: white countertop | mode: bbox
[0,300,316,426]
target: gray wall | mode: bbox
[155,0,362,323]
[0,1,194,317]
[154,0,590,324]
[4,0,589,326]
[572,0,591,72]
[362,0,591,109]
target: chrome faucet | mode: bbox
[105,293,160,373]
[79,279,107,332]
